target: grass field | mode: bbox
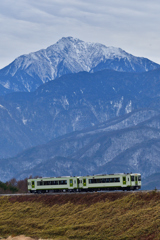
[0,191,160,240]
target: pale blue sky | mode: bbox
[0,0,160,68]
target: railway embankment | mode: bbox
[0,191,160,240]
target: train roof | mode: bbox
[28,172,141,180]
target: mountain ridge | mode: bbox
[0,37,159,94]
[1,68,160,159]
[1,108,160,185]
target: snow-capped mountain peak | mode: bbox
[0,36,159,93]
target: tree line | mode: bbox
[0,176,40,194]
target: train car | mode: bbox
[28,176,78,193]
[79,173,141,191]
[27,173,141,193]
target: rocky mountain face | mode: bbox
[0,37,159,94]
[1,68,160,159]
[1,109,160,189]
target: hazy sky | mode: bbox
[0,0,160,69]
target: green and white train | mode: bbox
[28,173,141,193]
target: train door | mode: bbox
[123,176,126,185]
[31,180,36,192]
[73,178,77,189]
[32,181,35,189]
[69,179,73,188]
[127,176,130,185]
[77,178,80,189]
[83,178,86,187]
[135,176,138,186]
[78,177,83,189]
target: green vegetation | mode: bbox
[0,181,18,193]
[0,192,160,239]
[0,178,29,194]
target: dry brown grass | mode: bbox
[0,191,160,239]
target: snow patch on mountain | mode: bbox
[114,96,124,116]
[125,100,132,114]
[1,81,10,89]
[0,104,5,109]
[22,117,28,125]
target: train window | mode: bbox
[138,176,141,181]
[131,176,134,182]
[89,179,96,184]
[110,178,114,182]
[59,180,67,185]
[37,181,43,186]
[51,181,58,185]
[37,180,62,185]
[114,178,120,182]
[88,177,121,184]
[97,179,101,183]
